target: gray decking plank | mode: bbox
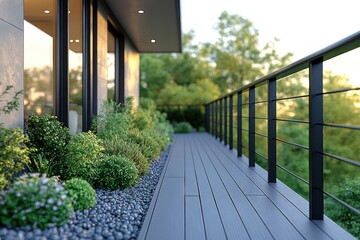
[247,195,304,240]
[198,135,274,239]
[199,137,263,196]
[165,134,185,178]
[145,177,184,240]
[190,136,227,240]
[193,136,250,240]
[205,133,352,240]
[137,135,177,240]
[185,196,206,240]
[185,137,199,196]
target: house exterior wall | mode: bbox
[0,0,24,128]
[97,2,108,114]
[124,39,140,107]
[0,0,141,130]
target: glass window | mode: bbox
[69,0,83,134]
[107,30,116,101]
[24,0,56,118]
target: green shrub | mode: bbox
[128,128,161,162]
[174,121,193,133]
[96,155,138,190]
[102,136,149,176]
[159,105,205,130]
[26,114,70,174]
[198,126,206,132]
[131,108,155,131]
[95,100,130,139]
[326,179,360,238]
[64,178,96,211]
[0,174,74,229]
[0,127,31,190]
[63,131,104,184]
[155,115,173,145]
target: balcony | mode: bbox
[138,133,353,240]
[139,32,360,239]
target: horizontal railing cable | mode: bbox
[322,87,360,95]
[254,132,268,138]
[275,94,309,101]
[275,118,309,124]
[322,123,360,131]
[323,191,360,216]
[322,152,360,168]
[275,138,310,150]
[276,164,309,185]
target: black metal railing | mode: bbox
[205,31,360,220]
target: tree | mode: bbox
[201,11,292,92]
[140,31,213,100]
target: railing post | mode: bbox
[224,97,228,146]
[229,95,233,150]
[309,60,324,220]
[212,102,215,136]
[237,92,242,157]
[205,104,209,132]
[220,98,223,142]
[249,87,255,167]
[268,79,277,183]
[215,100,218,139]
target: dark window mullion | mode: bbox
[56,0,69,126]
[82,0,93,131]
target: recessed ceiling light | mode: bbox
[44,10,50,14]
[150,39,156,43]
[138,10,145,14]
[70,39,74,43]
[75,39,80,43]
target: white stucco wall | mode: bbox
[0,0,24,128]
[124,39,140,107]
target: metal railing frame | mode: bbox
[205,31,360,220]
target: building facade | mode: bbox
[0,0,181,132]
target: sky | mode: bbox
[181,0,360,85]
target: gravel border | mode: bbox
[0,145,170,240]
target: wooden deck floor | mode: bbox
[138,133,354,240]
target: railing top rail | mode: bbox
[207,30,360,104]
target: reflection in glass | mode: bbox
[107,30,116,101]
[69,0,83,133]
[24,0,56,118]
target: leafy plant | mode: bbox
[26,114,70,175]
[102,136,149,176]
[64,178,96,211]
[0,127,31,190]
[0,83,22,117]
[0,174,74,229]
[63,131,104,184]
[131,108,155,131]
[94,100,129,139]
[26,153,55,176]
[174,121,193,133]
[127,128,161,162]
[96,155,138,190]
[326,179,360,238]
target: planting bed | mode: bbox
[0,146,170,240]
